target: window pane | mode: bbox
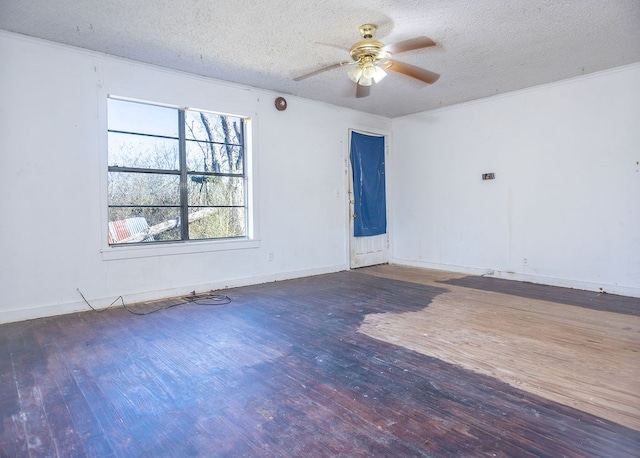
[188,176,244,206]
[188,207,246,240]
[108,132,179,170]
[108,207,181,244]
[108,98,178,137]
[185,111,243,145]
[186,141,243,174]
[108,172,180,206]
[106,98,249,245]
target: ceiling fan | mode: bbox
[293,24,440,98]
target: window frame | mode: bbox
[100,94,259,260]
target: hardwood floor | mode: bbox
[1,266,639,457]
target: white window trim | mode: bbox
[98,90,260,261]
[100,237,260,261]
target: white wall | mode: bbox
[1,31,637,324]
[0,31,391,323]
[391,63,640,297]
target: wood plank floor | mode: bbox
[358,265,640,431]
[1,266,639,457]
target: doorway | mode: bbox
[348,130,389,268]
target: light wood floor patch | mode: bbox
[358,265,640,431]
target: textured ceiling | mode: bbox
[1,0,639,117]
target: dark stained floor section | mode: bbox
[1,270,639,457]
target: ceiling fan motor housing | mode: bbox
[350,39,384,61]
[350,24,385,62]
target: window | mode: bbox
[107,97,248,245]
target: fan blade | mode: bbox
[356,83,370,98]
[293,61,350,81]
[382,60,440,84]
[383,37,436,55]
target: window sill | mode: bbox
[100,238,260,261]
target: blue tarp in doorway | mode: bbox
[350,131,386,237]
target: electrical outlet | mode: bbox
[482,173,495,180]
[267,251,274,261]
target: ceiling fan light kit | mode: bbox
[347,58,387,86]
[294,23,439,98]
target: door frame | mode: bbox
[346,127,392,269]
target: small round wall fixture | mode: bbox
[275,96,287,111]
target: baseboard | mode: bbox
[390,259,490,277]
[488,271,640,298]
[391,258,640,299]
[0,263,347,325]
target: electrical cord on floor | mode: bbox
[77,288,122,312]
[77,288,232,316]
[191,295,232,306]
